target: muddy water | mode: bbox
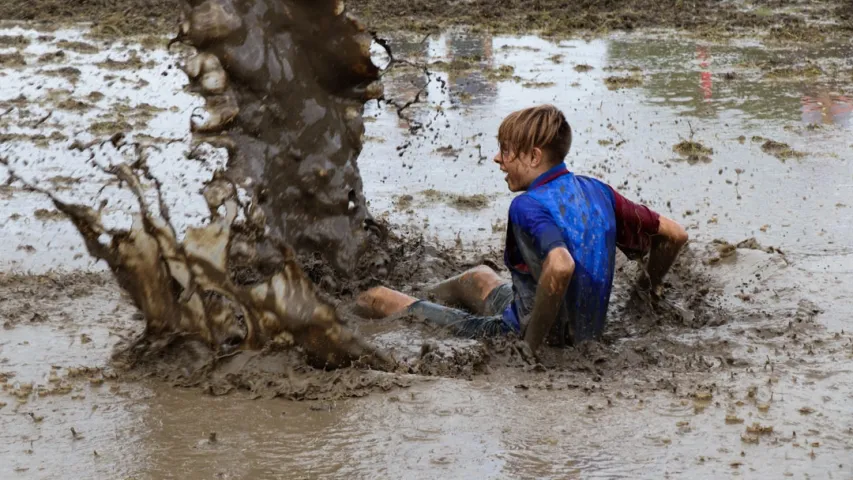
[2,26,853,478]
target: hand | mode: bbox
[635,269,664,302]
[514,339,539,365]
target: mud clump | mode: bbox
[0,52,27,67]
[0,35,31,48]
[761,139,805,160]
[37,50,66,63]
[419,189,491,211]
[485,65,520,82]
[673,140,713,164]
[55,98,93,112]
[604,75,642,90]
[393,194,414,211]
[88,121,132,135]
[42,66,81,83]
[96,52,155,70]
[33,208,65,221]
[522,80,556,89]
[705,237,783,265]
[55,40,99,54]
[451,194,489,210]
[0,131,68,147]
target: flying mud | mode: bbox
[2,0,397,372]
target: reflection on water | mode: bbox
[382,31,853,132]
[606,39,853,122]
[697,46,713,101]
[445,32,497,106]
[801,90,853,126]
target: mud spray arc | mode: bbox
[3,0,403,371]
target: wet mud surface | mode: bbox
[349,0,853,38]
[2,3,853,479]
[2,0,852,40]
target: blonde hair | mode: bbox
[497,104,572,164]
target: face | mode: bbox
[493,147,545,192]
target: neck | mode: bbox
[525,162,567,190]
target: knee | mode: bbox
[465,265,498,283]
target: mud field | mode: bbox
[2,0,853,478]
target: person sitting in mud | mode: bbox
[356,104,689,354]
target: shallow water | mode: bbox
[2,26,853,479]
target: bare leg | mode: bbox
[355,286,418,319]
[427,265,505,315]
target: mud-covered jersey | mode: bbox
[502,163,660,345]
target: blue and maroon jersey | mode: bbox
[501,163,660,345]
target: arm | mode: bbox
[644,216,688,296]
[522,247,574,353]
[608,186,688,297]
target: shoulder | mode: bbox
[509,194,559,237]
[509,194,548,222]
[575,175,616,202]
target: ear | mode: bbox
[531,147,544,167]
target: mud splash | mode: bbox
[172,0,382,273]
[0,1,397,378]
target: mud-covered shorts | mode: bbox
[406,283,518,338]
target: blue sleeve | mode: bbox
[508,195,567,258]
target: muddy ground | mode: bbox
[1,0,853,477]
[2,0,852,39]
